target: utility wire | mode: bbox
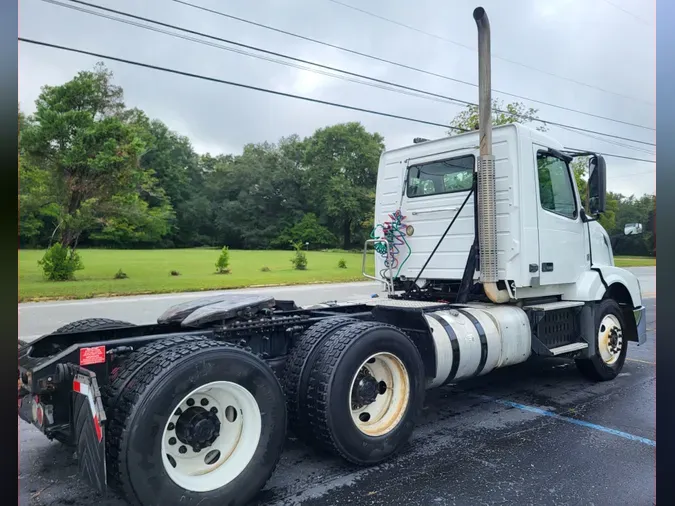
[172,0,654,132]
[44,0,467,111]
[18,37,657,166]
[17,37,465,131]
[48,0,656,147]
[563,147,655,164]
[556,124,655,155]
[326,0,654,106]
[598,0,653,26]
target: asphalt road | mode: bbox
[18,269,656,506]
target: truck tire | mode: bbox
[305,321,425,466]
[282,317,355,440]
[107,339,286,506]
[103,334,212,412]
[575,299,628,381]
[53,318,133,334]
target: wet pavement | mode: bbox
[19,281,655,506]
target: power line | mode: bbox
[326,0,654,106]
[17,37,464,131]
[556,124,655,155]
[47,0,657,147]
[45,0,469,111]
[563,147,655,164]
[18,37,657,167]
[172,0,654,132]
[598,0,653,26]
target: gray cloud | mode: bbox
[19,0,655,196]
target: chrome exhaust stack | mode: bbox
[473,7,509,303]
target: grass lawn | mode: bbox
[19,249,376,302]
[613,256,656,268]
[18,249,654,302]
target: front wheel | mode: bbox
[107,340,287,506]
[576,299,628,381]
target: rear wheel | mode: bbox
[107,339,286,506]
[103,334,212,412]
[576,299,628,381]
[282,317,355,441]
[305,321,425,465]
[53,318,133,334]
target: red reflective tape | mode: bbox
[72,380,81,393]
[80,346,106,366]
[93,415,102,442]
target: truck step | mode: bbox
[524,301,585,312]
[549,342,588,356]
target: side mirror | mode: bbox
[588,155,606,215]
[624,223,644,236]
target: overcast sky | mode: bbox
[19,0,655,197]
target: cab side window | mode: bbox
[537,152,577,219]
[407,155,474,197]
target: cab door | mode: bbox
[533,146,588,286]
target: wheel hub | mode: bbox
[175,406,221,450]
[608,328,621,354]
[353,371,381,407]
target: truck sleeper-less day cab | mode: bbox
[17,7,646,506]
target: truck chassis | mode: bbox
[18,290,645,506]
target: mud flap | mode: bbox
[72,370,107,495]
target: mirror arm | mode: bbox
[580,208,598,223]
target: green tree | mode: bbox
[448,99,548,135]
[301,122,385,249]
[20,63,171,249]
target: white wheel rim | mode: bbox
[161,381,261,492]
[598,315,623,365]
[349,352,410,436]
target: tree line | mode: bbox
[19,63,654,258]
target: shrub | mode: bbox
[271,213,339,250]
[290,241,308,270]
[114,269,128,279]
[338,258,347,269]
[170,270,180,276]
[38,243,83,281]
[215,246,230,274]
[260,266,271,272]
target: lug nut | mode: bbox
[179,446,187,454]
[194,445,201,452]
[174,408,182,416]
[201,398,209,406]
[186,398,195,407]
[168,437,176,445]
[210,407,218,415]
[167,422,175,431]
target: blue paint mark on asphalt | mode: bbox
[480,395,656,447]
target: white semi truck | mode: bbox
[18,6,646,506]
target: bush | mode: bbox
[114,269,128,279]
[260,266,271,272]
[338,258,347,269]
[215,246,230,274]
[290,241,308,270]
[38,243,83,281]
[271,213,339,250]
[170,270,180,276]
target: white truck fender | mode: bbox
[563,266,643,307]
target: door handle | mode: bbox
[411,207,458,216]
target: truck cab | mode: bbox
[373,122,643,314]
